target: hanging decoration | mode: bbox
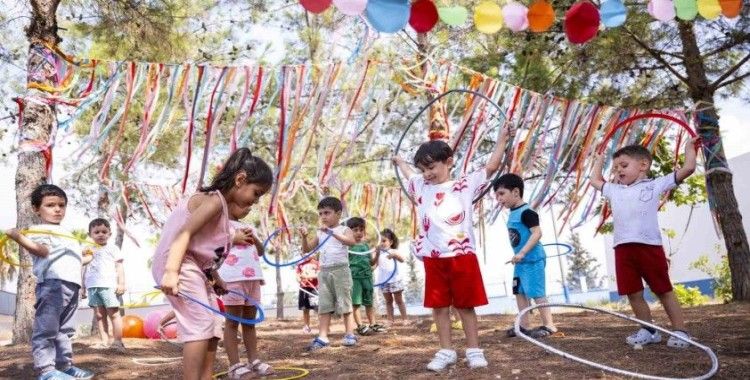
[438,5,469,26]
[564,1,601,44]
[674,0,699,20]
[409,0,439,33]
[600,0,628,27]
[502,2,530,32]
[365,0,411,33]
[301,0,333,13]
[719,0,742,18]
[648,0,677,21]
[697,0,723,19]
[333,0,368,16]
[527,0,555,32]
[474,1,504,34]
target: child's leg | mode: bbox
[343,312,355,336]
[627,290,654,323]
[201,338,219,380]
[515,294,531,328]
[241,306,258,362]
[303,309,311,327]
[54,282,80,371]
[94,306,109,344]
[383,292,395,323]
[107,307,123,343]
[365,306,375,325]
[183,340,209,380]
[393,291,408,322]
[318,313,332,340]
[533,297,555,329]
[450,306,460,322]
[223,305,243,365]
[433,307,452,349]
[352,305,363,326]
[656,291,686,330]
[455,307,480,348]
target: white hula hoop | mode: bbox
[131,357,182,366]
[340,217,381,255]
[514,303,719,380]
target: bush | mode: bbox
[690,252,732,303]
[672,284,709,307]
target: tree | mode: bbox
[565,232,601,292]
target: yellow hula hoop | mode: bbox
[212,366,309,380]
[0,229,101,267]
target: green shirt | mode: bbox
[349,243,372,279]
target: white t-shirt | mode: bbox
[218,221,264,282]
[602,173,678,247]
[317,225,351,268]
[84,244,123,289]
[409,170,488,258]
[28,224,82,285]
[376,249,402,285]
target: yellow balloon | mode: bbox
[697,0,722,19]
[474,1,503,34]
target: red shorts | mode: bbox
[615,243,673,296]
[423,254,488,308]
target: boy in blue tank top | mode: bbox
[493,174,557,338]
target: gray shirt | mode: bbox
[29,224,82,285]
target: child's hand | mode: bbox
[116,284,126,295]
[5,228,20,240]
[391,156,405,165]
[297,226,308,237]
[160,271,179,296]
[82,247,94,256]
[594,151,605,164]
[234,228,256,245]
[687,136,702,152]
[213,277,228,296]
[510,253,526,264]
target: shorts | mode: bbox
[87,287,120,309]
[317,264,353,316]
[351,277,373,307]
[380,280,404,294]
[512,259,546,298]
[298,287,318,310]
[222,280,262,306]
[423,254,488,309]
[615,243,673,295]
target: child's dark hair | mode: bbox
[413,140,453,168]
[31,184,67,208]
[492,173,525,197]
[381,228,399,249]
[613,145,652,163]
[345,217,365,230]
[200,148,273,193]
[317,197,343,212]
[88,218,110,232]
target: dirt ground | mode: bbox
[1,302,747,379]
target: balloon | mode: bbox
[162,320,178,339]
[564,1,600,44]
[409,0,439,33]
[600,0,628,27]
[527,0,555,33]
[674,0,698,20]
[697,0,722,19]
[122,315,146,339]
[438,6,469,26]
[365,0,410,33]
[502,2,529,32]
[719,0,742,18]
[648,0,676,21]
[333,0,367,16]
[143,310,166,339]
[300,0,333,14]
[474,1,503,34]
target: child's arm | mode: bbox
[387,249,405,263]
[321,227,356,246]
[82,247,94,265]
[511,226,543,264]
[590,152,606,191]
[160,196,224,296]
[298,227,319,254]
[4,228,50,258]
[484,127,511,176]
[115,260,126,295]
[392,156,415,180]
[676,137,699,183]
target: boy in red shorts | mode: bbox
[393,127,509,372]
[591,139,698,349]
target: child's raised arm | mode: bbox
[591,152,606,191]
[485,127,511,177]
[676,137,699,183]
[299,227,319,254]
[321,226,356,247]
[4,228,49,258]
[392,156,415,181]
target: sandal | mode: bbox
[249,359,274,376]
[529,326,557,338]
[227,362,254,380]
[506,326,531,337]
[356,324,372,336]
[371,323,386,332]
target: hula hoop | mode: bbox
[394,89,508,205]
[212,366,310,380]
[261,227,333,268]
[515,303,719,380]
[0,229,101,267]
[596,113,697,154]
[131,357,182,366]
[340,217,381,255]
[373,257,398,287]
[155,287,265,325]
[506,243,574,265]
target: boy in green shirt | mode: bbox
[346,217,382,335]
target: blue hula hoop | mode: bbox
[373,257,398,287]
[261,227,333,268]
[156,287,265,325]
[513,242,574,265]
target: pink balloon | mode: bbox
[648,0,676,21]
[162,320,178,339]
[333,0,368,16]
[502,2,529,32]
[143,310,166,339]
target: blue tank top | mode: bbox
[507,204,545,263]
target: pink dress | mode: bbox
[151,191,231,342]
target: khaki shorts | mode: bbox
[317,264,353,316]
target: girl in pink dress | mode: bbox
[152,148,272,380]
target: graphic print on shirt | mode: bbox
[453,176,469,193]
[448,234,475,256]
[445,211,465,226]
[508,228,521,248]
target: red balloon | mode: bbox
[122,315,146,338]
[409,0,439,33]
[300,0,333,14]
[564,1,601,44]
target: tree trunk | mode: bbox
[677,21,750,301]
[275,258,283,319]
[12,0,62,345]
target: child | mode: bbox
[82,218,126,350]
[218,203,273,379]
[375,228,408,325]
[592,141,698,348]
[152,148,273,380]
[296,256,320,334]
[392,127,509,371]
[5,184,94,380]
[299,196,358,350]
[346,217,382,335]
[493,174,557,338]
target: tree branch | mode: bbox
[711,53,750,90]
[716,70,750,90]
[623,27,689,85]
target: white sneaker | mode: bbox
[667,330,691,349]
[302,325,312,334]
[626,328,662,346]
[466,348,488,369]
[426,349,457,372]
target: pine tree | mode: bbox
[565,233,601,292]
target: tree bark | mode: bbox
[677,21,750,301]
[13,0,62,345]
[275,254,284,319]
